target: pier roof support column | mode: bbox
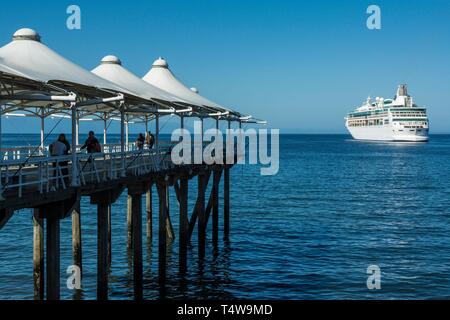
[179,175,188,274]
[40,108,45,153]
[120,103,126,176]
[33,209,44,300]
[155,113,160,148]
[75,116,79,146]
[125,116,129,151]
[71,102,79,187]
[145,115,149,136]
[103,115,107,146]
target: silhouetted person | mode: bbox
[136,133,145,150]
[80,131,101,153]
[146,131,155,149]
[49,134,70,186]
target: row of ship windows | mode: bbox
[348,120,428,127]
[348,120,388,127]
[391,112,426,117]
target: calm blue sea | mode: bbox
[1,134,450,300]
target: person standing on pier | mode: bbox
[146,131,155,149]
[49,134,70,186]
[80,131,101,154]
[136,133,145,151]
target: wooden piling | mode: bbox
[198,173,206,259]
[127,195,133,251]
[224,166,230,239]
[212,169,220,248]
[157,181,167,284]
[187,171,212,240]
[179,176,188,274]
[165,184,175,242]
[146,186,152,242]
[33,209,44,300]
[97,202,109,300]
[130,193,143,300]
[107,204,112,268]
[72,203,82,274]
[46,217,60,300]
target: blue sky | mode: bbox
[1,0,449,133]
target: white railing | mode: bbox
[0,146,175,198]
[1,140,174,161]
[0,140,243,199]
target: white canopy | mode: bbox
[0,28,132,97]
[0,60,29,78]
[143,57,241,116]
[92,55,194,110]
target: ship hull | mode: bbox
[346,125,429,142]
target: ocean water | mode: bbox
[1,134,450,300]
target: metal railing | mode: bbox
[0,146,174,198]
[0,139,244,199]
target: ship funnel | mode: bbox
[397,84,408,97]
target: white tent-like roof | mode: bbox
[0,60,28,78]
[0,29,131,96]
[92,55,195,112]
[143,57,241,117]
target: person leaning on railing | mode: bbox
[80,131,101,154]
[146,131,155,149]
[136,133,145,151]
[49,134,70,186]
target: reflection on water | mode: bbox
[1,134,450,299]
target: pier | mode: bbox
[0,28,263,300]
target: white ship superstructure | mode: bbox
[345,85,429,142]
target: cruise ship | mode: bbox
[345,85,429,142]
